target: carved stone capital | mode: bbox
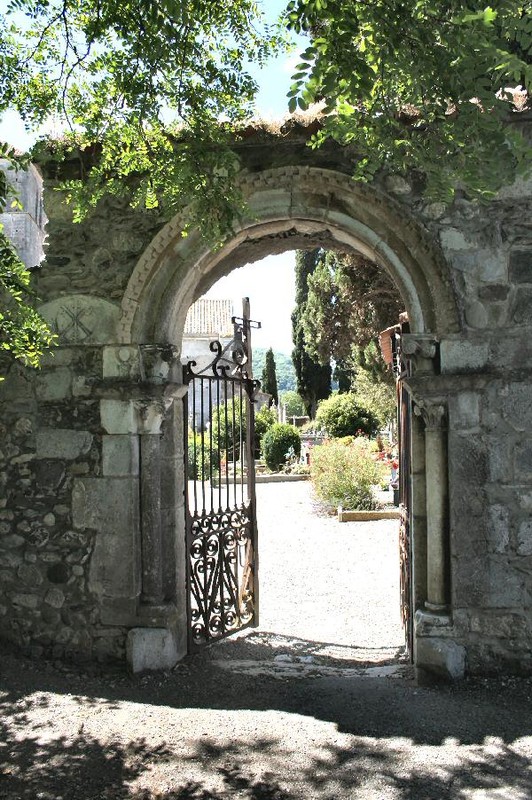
[401,334,438,360]
[401,334,439,376]
[103,343,181,384]
[414,399,448,431]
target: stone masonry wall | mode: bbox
[0,349,129,662]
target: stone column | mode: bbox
[416,400,449,611]
[140,431,163,604]
[100,343,186,611]
[410,409,427,609]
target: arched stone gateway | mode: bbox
[120,166,459,343]
[1,139,532,680]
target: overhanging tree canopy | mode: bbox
[0,0,283,372]
[2,0,532,372]
[286,1,532,198]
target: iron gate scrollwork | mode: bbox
[183,309,260,651]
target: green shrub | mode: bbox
[261,423,301,472]
[254,404,277,456]
[210,397,245,461]
[187,429,212,480]
[310,437,385,510]
[315,391,379,439]
[353,370,396,429]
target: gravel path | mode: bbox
[255,481,404,654]
[212,481,406,672]
[1,482,532,799]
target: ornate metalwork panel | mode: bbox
[183,309,259,651]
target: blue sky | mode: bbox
[0,0,308,146]
[0,0,308,353]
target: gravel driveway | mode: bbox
[1,482,532,800]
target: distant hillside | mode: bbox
[253,348,296,392]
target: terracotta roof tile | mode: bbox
[184,298,234,338]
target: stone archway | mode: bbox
[119,166,460,345]
[5,143,531,679]
[115,166,462,679]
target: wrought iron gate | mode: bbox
[183,306,259,651]
[392,322,414,659]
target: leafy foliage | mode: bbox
[0,151,56,377]
[187,428,212,480]
[1,1,285,242]
[209,397,276,462]
[4,0,532,373]
[315,392,380,439]
[254,404,277,456]
[261,422,301,472]
[350,343,397,429]
[0,0,283,371]
[301,249,403,369]
[210,397,245,462]
[279,389,306,417]
[285,1,532,199]
[291,249,331,417]
[296,248,399,421]
[261,347,279,406]
[310,437,384,511]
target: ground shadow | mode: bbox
[1,641,532,750]
[1,696,532,800]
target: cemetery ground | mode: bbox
[0,482,531,799]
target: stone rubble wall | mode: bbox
[0,350,128,662]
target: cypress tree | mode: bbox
[261,347,279,407]
[291,249,332,418]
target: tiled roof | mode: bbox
[184,298,234,337]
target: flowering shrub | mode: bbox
[310,436,386,510]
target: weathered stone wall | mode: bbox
[1,123,532,675]
[0,349,125,662]
[392,168,532,674]
[37,195,165,304]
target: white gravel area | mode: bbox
[255,481,404,656]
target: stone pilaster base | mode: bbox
[414,609,466,683]
[126,627,185,673]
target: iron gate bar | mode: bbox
[183,314,259,651]
[392,322,414,662]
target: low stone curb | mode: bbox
[255,473,310,483]
[214,659,409,680]
[337,506,401,522]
